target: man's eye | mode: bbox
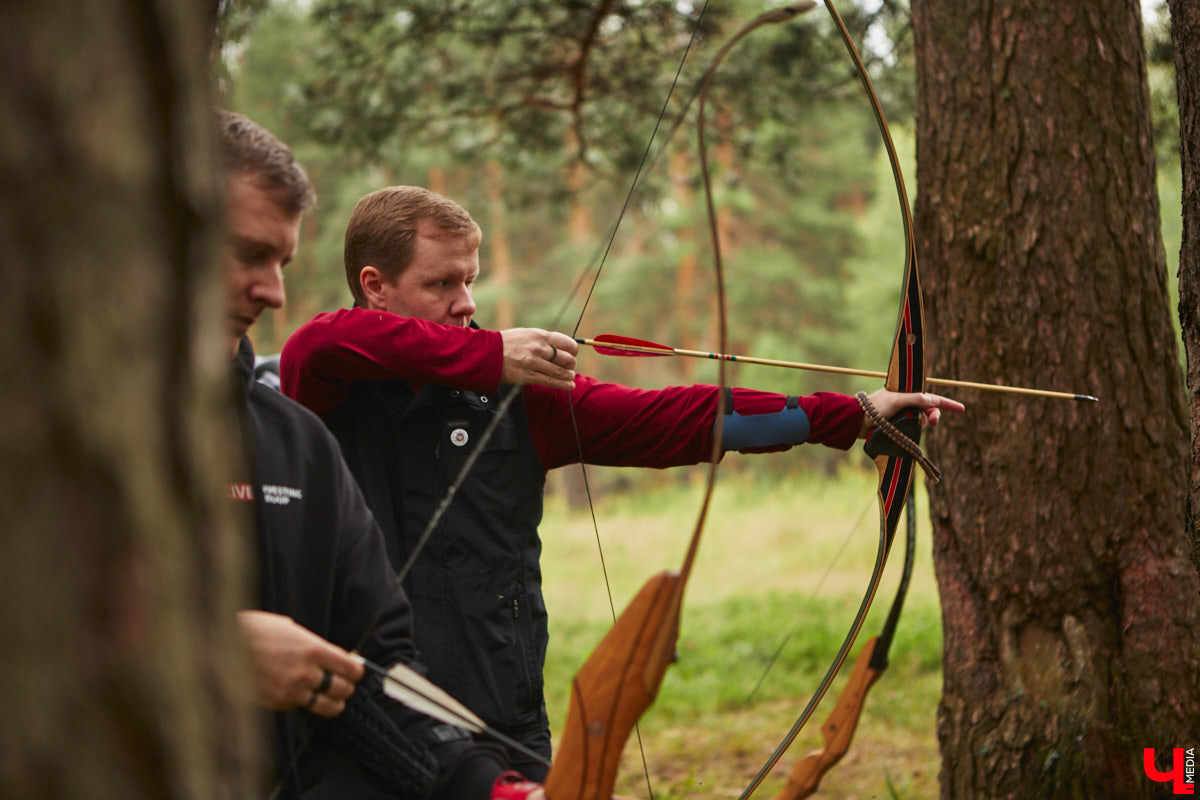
[238,248,266,265]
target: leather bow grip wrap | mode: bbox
[544,571,685,800]
[862,410,921,460]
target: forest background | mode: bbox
[2,0,1192,798]
[213,2,1184,798]
[221,0,1182,471]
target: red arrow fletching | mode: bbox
[591,334,675,358]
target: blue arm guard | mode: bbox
[718,393,810,451]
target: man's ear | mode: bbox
[359,266,387,310]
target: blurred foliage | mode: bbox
[213,0,1181,484]
[216,0,271,46]
[1144,0,1179,166]
[1141,0,1185,370]
[211,0,926,483]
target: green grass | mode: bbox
[539,464,942,799]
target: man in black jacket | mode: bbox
[217,110,546,800]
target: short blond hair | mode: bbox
[343,186,481,306]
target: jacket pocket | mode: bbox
[418,567,535,729]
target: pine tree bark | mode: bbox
[0,1,259,797]
[1170,0,1200,580]
[910,1,1200,797]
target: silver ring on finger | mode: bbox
[548,345,557,364]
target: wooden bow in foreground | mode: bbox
[544,5,818,799]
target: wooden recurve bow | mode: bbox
[739,1,933,797]
[544,6,823,799]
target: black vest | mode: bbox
[324,379,550,743]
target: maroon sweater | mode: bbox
[279,307,863,467]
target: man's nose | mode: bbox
[451,286,476,320]
[253,264,286,309]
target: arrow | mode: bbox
[576,334,1099,403]
[354,654,553,770]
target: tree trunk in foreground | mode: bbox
[1170,0,1200,582]
[0,2,259,797]
[911,0,1200,797]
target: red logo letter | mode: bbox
[1145,748,1194,795]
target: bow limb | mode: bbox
[545,7,826,798]
[771,484,917,800]
[544,571,685,800]
[740,234,922,800]
[752,246,925,798]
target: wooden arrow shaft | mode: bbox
[576,338,1098,402]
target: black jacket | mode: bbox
[233,338,504,799]
[323,375,552,772]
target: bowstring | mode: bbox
[558,6,711,798]
[741,499,873,706]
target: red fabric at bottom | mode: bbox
[492,770,543,800]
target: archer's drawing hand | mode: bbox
[859,389,965,438]
[500,328,579,391]
[237,610,364,717]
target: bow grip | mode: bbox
[862,407,921,459]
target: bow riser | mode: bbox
[888,250,923,396]
[875,455,914,554]
[877,238,925,549]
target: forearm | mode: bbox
[324,671,506,800]
[527,379,863,468]
[719,389,863,452]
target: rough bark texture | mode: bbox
[1171,0,1200,581]
[0,1,259,797]
[910,1,1200,797]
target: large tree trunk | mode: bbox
[0,2,259,797]
[910,1,1200,797]
[1170,0,1200,579]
